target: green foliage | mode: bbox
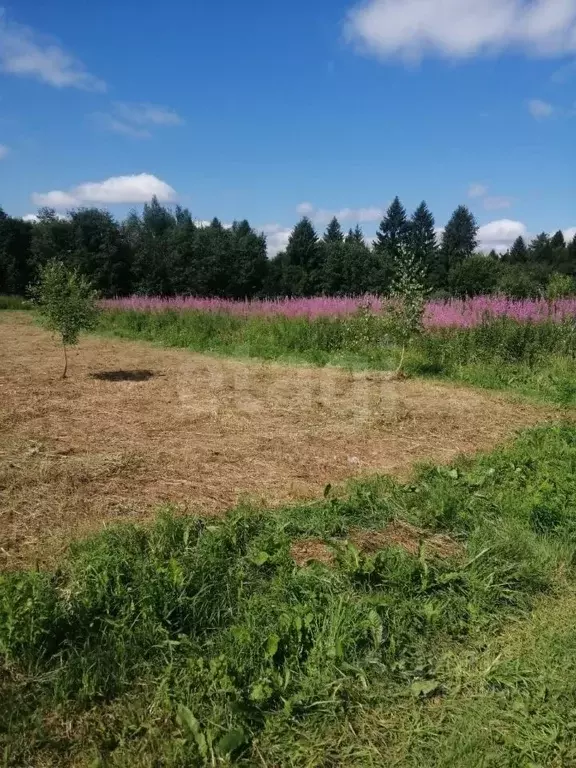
[409,200,437,287]
[546,272,575,301]
[0,198,575,300]
[0,295,31,310]
[0,211,34,295]
[374,196,410,292]
[30,261,99,376]
[3,423,576,765]
[99,307,576,405]
[436,205,478,287]
[323,216,344,243]
[283,217,324,296]
[505,235,528,264]
[448,254,502,297]
[496,264,541,298]
[385,243,427,370]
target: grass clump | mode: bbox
[2,423,576,765]
[0,295,30,310]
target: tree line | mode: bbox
[1,197,575,299]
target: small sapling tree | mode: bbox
[386,242,427,374]
[30,260,99,378]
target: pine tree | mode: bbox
[529,233,553,264]
[230,220,268,298]
[323,241,347,294]
[284,217,322,296]
[436,205,478,288]
[551,230,566,250]
[374,196,409,293]
[507,236,528,264]
[324,216,344,243]
[346,224,365,245]
[408,201,436,285]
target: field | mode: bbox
[3,303,576,766]
[0,311,551,568]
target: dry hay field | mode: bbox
[0,312,555,569]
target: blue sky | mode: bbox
[0,0,575,254]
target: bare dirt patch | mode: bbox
[290,521,462,567]
[349,521,463,559]
[0,313,554,568]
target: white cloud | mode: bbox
[93,102,183,139]
[22,212,68,222]
[478,218,527,252]
[296,202,315,216]
[261,223,292,257]
[0,9,105,91]
[564,226,576,241]
[468,183,513,211]
[0,143,8,159]
[32,173,177,208]
[345,0,576,61]
[468,183,487,199]
[296,202,384,225]
[483,196,513,211]
[91,114,152,139]
[114,102,183,127]
[528,98,555,118]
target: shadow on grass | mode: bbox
[90,369,156,382]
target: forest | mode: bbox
[1,196,575,299]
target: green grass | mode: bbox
[0,295,31,310]
[3,422,576,766]
[96,309,576,405]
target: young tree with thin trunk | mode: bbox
[30,261,99,378]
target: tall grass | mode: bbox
[3,423,576,765]
[98,308,576,404]
[0,295,30,310]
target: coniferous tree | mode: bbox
[230,220,268,298]
[435,205,478,288]
[323,216,344,243]
[374,196,409,293]
[346,224,365,246]
[550,230,566,250]
[408,201,436,286]
[529,233,554,265]
[506,236,528,264]
[284,217,321,296]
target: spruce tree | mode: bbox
[346,224,365,245]
[507,236,528,264]
[551,230,566,250]
[529,233,553,264]
[437,205,478,287]
[284,217,321,296]
[324,216,344,243]
[374,196,409,293]
[408,201,436,285]
[230,220,268,298]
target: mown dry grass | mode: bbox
[0,312,556,568]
